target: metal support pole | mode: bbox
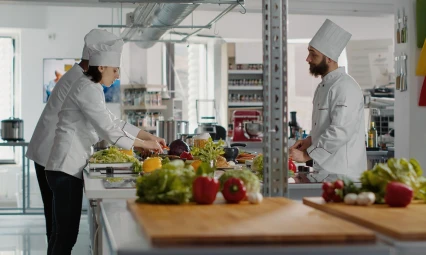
[22,145,26,213]
[165,43,175,98]
[262,0,289,197]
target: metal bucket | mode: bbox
[156,120,189,145]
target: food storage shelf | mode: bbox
[228,102,263,107]
[228,70,263,75]
[228,86,263,90]
[122,105,167,111]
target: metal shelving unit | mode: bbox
[122,105,167,111]
[228,102,263,107]
[121,84,166,90]
[228,69,264,108]
[228,70,263,75]
[228,86,263,90]
[262,0,289,197]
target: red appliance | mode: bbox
[231,110,263,142]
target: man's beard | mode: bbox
[309,56,329,77]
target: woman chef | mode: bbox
[26,29,165,246]
[43,38,161,255]
[290,19,367,182]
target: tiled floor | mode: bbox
[0,214,90,255]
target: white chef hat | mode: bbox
[309,19,352,62]
[87,39,124,67]
[82,29,120,60]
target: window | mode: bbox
[0,37,16,162]
[169,43,209,133]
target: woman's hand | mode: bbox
[151,136,167,147]
[137,130,167,147]
[133,139,163,153]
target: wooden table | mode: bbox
[127,197,376,247]
[303,197,426,255]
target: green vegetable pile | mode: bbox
[190,138,225,162]
[219,169,261,194]
[105,177,124,183]
[360,158,426,203]
[252,154,294,180]
[136,160,195,204]
[90,146,142,172]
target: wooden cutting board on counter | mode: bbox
[127,197,375,247]
[303,197,426,241]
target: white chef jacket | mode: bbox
[45,75,141,179]
[27,64,84,167]
[27,64,140,168]
[307,67,367,180]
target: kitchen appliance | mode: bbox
[156,120,189,144]
[1,118,24,142]
[231,110,262,142]
[195,99,227,140]
[288,111,300,139]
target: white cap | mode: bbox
[87,39,124,67]
[82,29,120,60]
[309,19,352,62]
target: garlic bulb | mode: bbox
[356,192,375,206]
[247,192,263,204]
[344,193,358,205]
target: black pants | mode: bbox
[34,162,53,241]
[46,170,83,255]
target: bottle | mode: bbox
[402,16,407,43]
[144,92,150,106]
[368,122,378,148]
[396,11,401,44]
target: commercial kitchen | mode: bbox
[0,0,425,254]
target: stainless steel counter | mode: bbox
[100,199,392,255]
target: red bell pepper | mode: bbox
[288,159,296,172]
[192,176,219,204]
[222,178,246,203]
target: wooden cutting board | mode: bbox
[127,197,375,247]
[303,197,426,241]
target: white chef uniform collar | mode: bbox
[309,19,352,62]
[88,39,124,67]
[82,29,120,60]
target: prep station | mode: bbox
[78,0,425,255]
[3,0,426,254]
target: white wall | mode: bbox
[394,0,426,171]
[0,3,394,142]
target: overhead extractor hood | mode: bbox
[98,0,244,48]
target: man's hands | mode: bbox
[289,148,312,163]
[290,136,312,151]
[289,137,312,163]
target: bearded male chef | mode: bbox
[290,19,367,182]
[26,29,165,242]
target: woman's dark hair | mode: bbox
[84,66,102,83]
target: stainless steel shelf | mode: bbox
[228,102,263,107]
[228,70,263,75]
[122,105,167,111]
[121,84,166,91]
[228,86,263,90]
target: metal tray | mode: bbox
[102,178,136,189]
[88,162,133,169]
